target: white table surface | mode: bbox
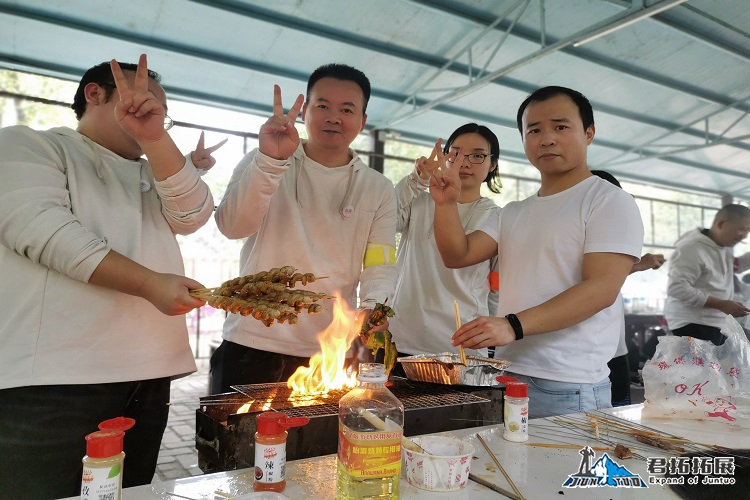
[61,404,749,499]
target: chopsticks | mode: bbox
[454,300,467,365]
[477,434,525,500]
[468,473,523,500]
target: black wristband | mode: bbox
[505,314,524,340]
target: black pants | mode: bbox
[672,323,726,346]
[607,354,631,406]
[209,340,312,394]
[0,378,171,500]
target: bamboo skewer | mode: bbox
[526,443,611,451]
[468,473,523,500]
[477,434,524,500]
[454,300,467,365]
[551,412,727,457]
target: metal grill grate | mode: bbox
[229,380,489,418]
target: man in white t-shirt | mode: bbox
[430,86,644,417]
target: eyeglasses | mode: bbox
[97,82,174,130]
[447,153,492,165]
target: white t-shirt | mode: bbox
[479,176,643,383]
[389,170,500,357]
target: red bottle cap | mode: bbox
[85,416,136,458]
[256,412,310,435]
[98,416,135,433]
[505,382,528,398]
[85,430,124,458]
[496,375,518,385]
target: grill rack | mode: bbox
[197,379,505,474]
[228,379,489,417]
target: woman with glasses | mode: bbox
[388,123,503,368]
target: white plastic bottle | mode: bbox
[81,417,135,500]
[337,363,404,499]
[503,382,529,442]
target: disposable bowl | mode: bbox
[401,436,475,491]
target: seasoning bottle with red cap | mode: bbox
[81,416,135,500]
[503,382,529,442]
[254,412,310,492]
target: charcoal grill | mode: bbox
[196,378,504,473]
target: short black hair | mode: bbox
[715,203,750,224]
[443,123,502,194]
[306,63,371,113]
[71,61,161,120]
[590,170,621,188]
[516,86,594,135]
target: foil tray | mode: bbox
[397,353,511,386]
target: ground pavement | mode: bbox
[153,357,211,482]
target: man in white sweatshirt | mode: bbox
[211,64,397,392]
[0,55,215,499]
[665,204,750,345]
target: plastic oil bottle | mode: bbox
[337,363,404,499]
[81,416,135,500]
[253,412,309,492]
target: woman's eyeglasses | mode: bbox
[447,153,492,164]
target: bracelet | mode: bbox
[505,314,524,341]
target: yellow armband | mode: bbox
[363,243,396,269]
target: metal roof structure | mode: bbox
[1,0,749,199]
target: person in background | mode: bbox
[664,203,750,346]
[430,86,644,418]
[389,124,501,366]
[590,170,666,406]
[0,55,215,499]
[211,64,397,392]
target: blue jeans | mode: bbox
[505,372,612,419]
[0,378,171,500]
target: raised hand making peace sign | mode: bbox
[191,131,228,174]
[426,138,462,206]
[259,85,305,161]
[109,54,167,144]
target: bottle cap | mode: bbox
[505,382,528,398]
[85,416,136,458]
[256,412,310,436]
[98,416,136,433]
[85,430,124,458]
[358,363,387,383]
[496,375,518,385]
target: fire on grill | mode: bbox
[196,294,505,473]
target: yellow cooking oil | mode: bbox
[337,363,404,499]
[336,451,399,499]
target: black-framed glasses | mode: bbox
[447,153,492,165]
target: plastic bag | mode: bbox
[642,315,750,426]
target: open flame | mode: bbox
[286,294,363,405]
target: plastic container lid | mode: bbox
[505,382,528,398]
[98,416,135,433]
[496,375,518,385]
[256,412,310,435]
[358,363,387,383]
[85,430,124,458]
[85,416,136,458]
